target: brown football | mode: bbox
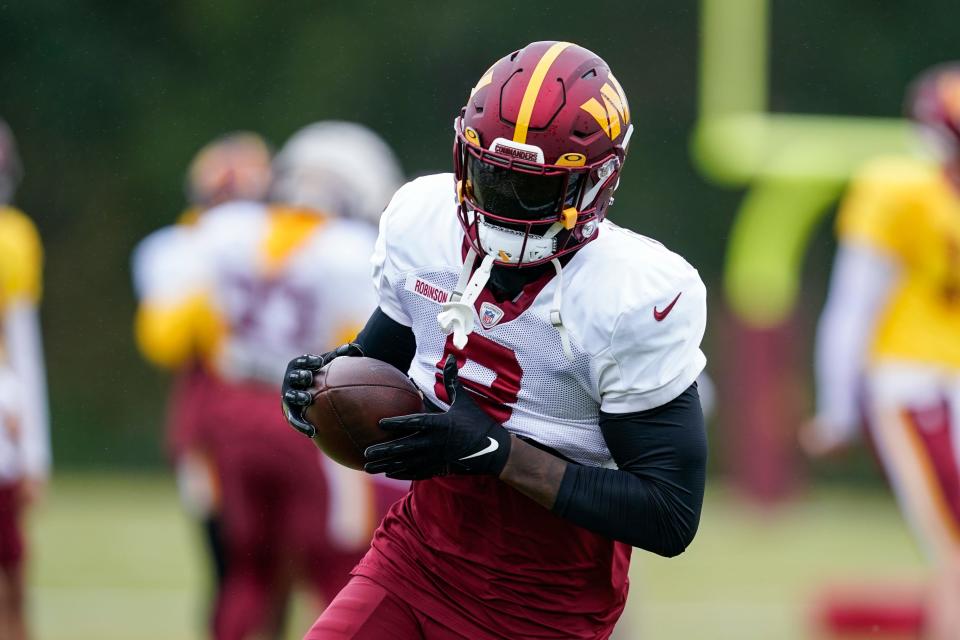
[305,356,424,470]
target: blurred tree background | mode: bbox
[0,0,958,468]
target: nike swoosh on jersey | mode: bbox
[459,437,500,461]
[653,292,682,321]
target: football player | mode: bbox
[132,131,273,623]
[803,64,960,639]
[282,42,708,640]
[0,118,50,640]
[138,122,406,639]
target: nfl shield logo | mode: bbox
[479,301,504,329]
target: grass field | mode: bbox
[27,473,925,639]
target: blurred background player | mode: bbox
[0,118,51,640]
[132,131,274,626]
[804,64,960,639]
[134,121,407,639]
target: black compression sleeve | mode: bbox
[552,383,707,557]
[354,307,417,374]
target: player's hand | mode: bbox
[364,355,512,480]
[281,343,363,437]
[798,417,853,459]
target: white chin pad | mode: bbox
[477,217,558,264]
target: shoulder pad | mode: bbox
[0,207,42,305]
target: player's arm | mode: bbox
[354,308,416,372]
[803,243,896,455]
[526,269,708,555]
[4,301,50,485]
[500,385,705,557]
[803,159,908,455]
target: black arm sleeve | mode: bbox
[354,307,417,374]
[552,383,707,557]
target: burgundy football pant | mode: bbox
[0,485,23,573]
[208,383,354,640]
[304,576,470,640]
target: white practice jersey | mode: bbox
[133,202,379,385]
[373,174,707,467]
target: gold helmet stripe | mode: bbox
[513,42,573,144]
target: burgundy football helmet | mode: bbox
[907,62,960,184]
[185,131,273,208]
[0,119,22,205]
[454,41,633,268]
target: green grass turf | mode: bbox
[27,474,925,639]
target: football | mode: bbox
[305,356,424,470]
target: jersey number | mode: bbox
[434,333,522,423]
[226,273,317,349]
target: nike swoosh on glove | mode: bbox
[363,354,512,480]
[281,343,364,437]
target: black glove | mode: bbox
[281,343,363,437]
[364,355,512,480]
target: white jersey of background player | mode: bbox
[374,173,706,467]
[133,122,404,384]
[134,207,377,384]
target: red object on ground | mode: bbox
[815,585,925,638]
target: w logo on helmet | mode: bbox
[580,76,630,140]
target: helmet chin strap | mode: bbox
[549,258,574,361]
[437,247,575,362]
[437,248,494,349]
